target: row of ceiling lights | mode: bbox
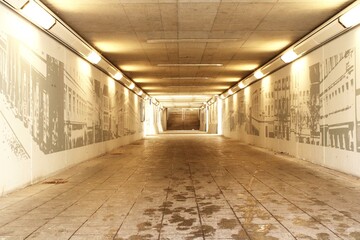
[3,0,157,103]
[5,0,360,111]
[212,1,360,105]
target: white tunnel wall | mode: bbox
[0,4,145,195]
[221,26,360,177]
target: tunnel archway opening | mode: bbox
[166,107,201,131]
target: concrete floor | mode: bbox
[1,133,360,240]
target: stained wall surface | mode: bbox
[222,26,360,177]
[0,4,145,195]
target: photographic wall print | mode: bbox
[0,3,144,194]
[222,27,360,176]
[0,32,142,155]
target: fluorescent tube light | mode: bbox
[254,70,264,79]
[129,82,135,90]
[87,51,101,64]
[157,64,223,67]
[339,4,360,28]
[161,77,211,80]
[4,0,28,9]
[114,72,123,80]
[21,0,56,30]
[147,39,240,43]
[281,50,298,63]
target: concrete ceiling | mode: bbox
[42,0,353,108]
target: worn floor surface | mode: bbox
[1,133,360,240]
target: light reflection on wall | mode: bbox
[244,85,251,104]
[124,87,129,98]
[8,15,40,49]
[217,99,223,135]
[261,76,271,92]
[145,100,156,136]
[108,77,115,96]
[291,57,308,74]
[78,58,91,76]
[291,57,309,91]
[20,45,46,74]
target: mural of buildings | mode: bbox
[247,89,260,136]
[0,30,142,156]
[357,57,360,153]
[320,48,355,151]
[224,38,359,154]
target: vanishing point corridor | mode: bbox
[1,133,360,240]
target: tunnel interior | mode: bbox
[1,0,360,239]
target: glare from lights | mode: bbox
[114,72,123,80]
[281,50,298,63]
[157,63,223,67]
[228,89,234,95]
[238,82,245,89]
[220,94,226,99]
[138,90,143,96]
[254,70,264,79]
[21,0,56,30]
[5,0,28,9]
[339,4,360,28]
[87,51,101,64]
[217,97,223,135]
[129,82,135,90]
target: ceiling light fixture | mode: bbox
[281,50,298,63]
[87,51,101,64]
[161,77,211,80]
[21,0,56,30]
[157,64,223,67]
[339,4,360,28]
[254,70,264,79]
[147,39,240,43]
[138,90,143,96]
[5,0,148,104]
[228,89,234,95]
[128,82,135,90]
[113,72,123,80]
[238,82,245,89]
[4,0,28,9]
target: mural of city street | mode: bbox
[223,37,359,153]
[0,31,142,156]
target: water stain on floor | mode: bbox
[292,217,320,229]
[137,221,152,231]
[350,231,360,239]
[200,205,221,216]
[188,224,216,238]
[144,208,156,216]
[218,218,238,229]
[169,214,197,231]
[173,194,188,201]
[316,232,331,240]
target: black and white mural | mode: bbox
[0,31,142,157]
[223,27,360,175]
[0,10,143,164]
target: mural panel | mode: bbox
[0,30,141,156]
[224,31,359,155]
